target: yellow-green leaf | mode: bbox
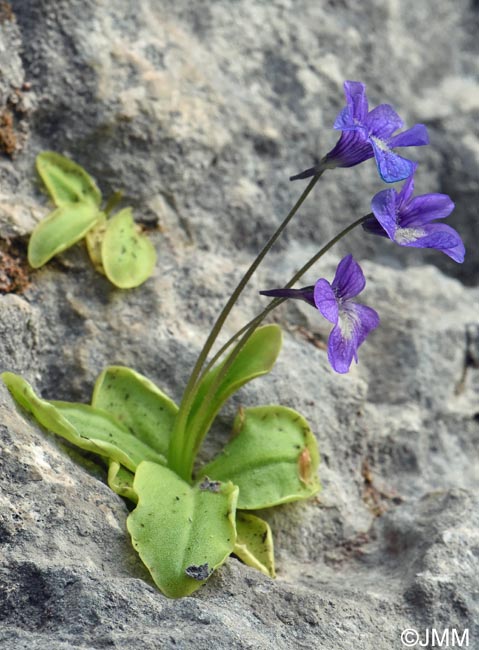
[101,208,156,289]
[187,324,282,459]
[36,151,102,207]
[199,405,320,509]
[1,372,165,472]
[127,462,238,598]
[92,366,178,457]
[51,401,166,471]
[107,460,137,502]
[85,211,107,273]
[28,202,100,268]
[234,512,275,578]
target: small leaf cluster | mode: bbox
[29,152,156,289]
[2,325,320,598]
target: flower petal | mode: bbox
[334,81,368,129]
[396,164,417,209]
[344,81,369,121]
[333,106,357,131]
[389,124,429,148]
[351,303,381,348]
[370,189,398,240]
[442,241,466,263]
[313,279,338,324]
[331,254,366,300]
[328,324,355,373]
[324,131,373,168]
[399,194,455,226]
[402,223,465,262]
[327,303,380,373]
[370,142,416,183]
[364,104,403,139]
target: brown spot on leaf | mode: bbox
[298,447,311,484]
[232,406,246,436]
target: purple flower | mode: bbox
[260,255,380,373]
[363,168,465,263]
[291,81,429,183]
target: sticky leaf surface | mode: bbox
[234,512,275,578]
[1,373,165,472]
[28,202,100,268]
[127,462,238,598]
[108,460,137,502]
[187,325,282,455]
[199,405,320,509]
[36,151,102,207]
[101,208,156,288]
[52,401,166,471]
[92,366,178,457]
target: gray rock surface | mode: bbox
[0,1,478,648]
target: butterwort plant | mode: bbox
[28,152,156,288]
[2,81,464,598]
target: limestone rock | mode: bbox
[0,1,477,648]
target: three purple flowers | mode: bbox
[262,81,465,374]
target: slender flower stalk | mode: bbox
[168,170,325,477]
[178,215,372,477]
[168,80,442,478]
[199,214,372,379]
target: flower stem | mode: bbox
[200,212,372,377]
[180,212,372,477]
[168,170,325,478]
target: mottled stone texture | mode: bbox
[0,1,478,648]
